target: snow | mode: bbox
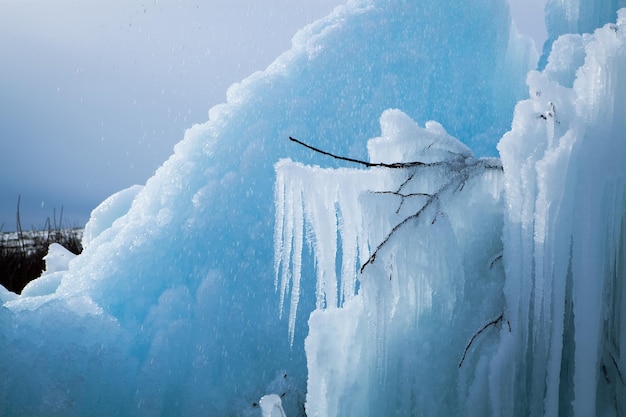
[541,0,626,67]
[0,0,624,416]
[18,243,77,299]
[368,109,473,164]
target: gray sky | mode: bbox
[0,0,546,231]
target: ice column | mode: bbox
[496,10,626,417]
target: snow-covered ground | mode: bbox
[0,229,83,254]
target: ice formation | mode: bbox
[277,7,626,417]
[496,10,626,415]
[0,0,624,416]
[277,110,506,416]
[258,394,287,417]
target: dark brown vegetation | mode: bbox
[0,197,83,294]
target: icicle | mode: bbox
[287,179,304,343]
[273,168,286,292]
[275,160,379,326]
[304,181,338,310]
[274,160,308,342]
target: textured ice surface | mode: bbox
[281,7,626,417]
[288,111,506,417]
[2,0,623,416]
[0,1,533,414]
[367,109,473,164]
[541,0,626,66]
[496,10,626,416]
[17,243,76,299]
[259,394,286,417]
[81,184,143,249]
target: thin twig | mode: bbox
[489,252,503,269]
[374,191,432,213]
[359,160,502,273]
[16,195,25,257]
[459,313,506,368]
[391,171,421,212]
[360,187,446,272]
[289,136,503,275]
[360,172,463,272]
[374,191,432,198]
[397,171,418,191]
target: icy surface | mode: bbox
[367,109,473,164]
[0,1,533,414]
[81,184,143,249]
[1,0,623,416]
[259,394,287,417]
[496,10,626,416]
[282,111,506,417]
[541,0,626,66]
[284,7,626,417]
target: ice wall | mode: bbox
[0,0,534,415]
[495,9,626,417]
[541,0,626,66]
[545,0,626,37]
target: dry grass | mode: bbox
[0,197,83,294]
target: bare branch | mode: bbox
[459,313,508,368]
[289,137,437,169]
[489,252,503,269]
[288,136,503,275]
[359,159,502,273]
[359,175,456,273]
[373,191,432,213]
[360,171,464,272]
[374,191,432,198]
[397,171,418,191]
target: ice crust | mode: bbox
[0,0,624,416]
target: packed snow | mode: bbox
[0,0,625,416]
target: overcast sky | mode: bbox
[0,0,546,231]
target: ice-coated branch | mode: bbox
[360,158,501,273]
[458,313,510,368]
[359,175,454,273]
[373,191,432,213]
[373,191,432,198]
[281,137,504,319]
[287,135,503,275]
[289,136,439,169]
